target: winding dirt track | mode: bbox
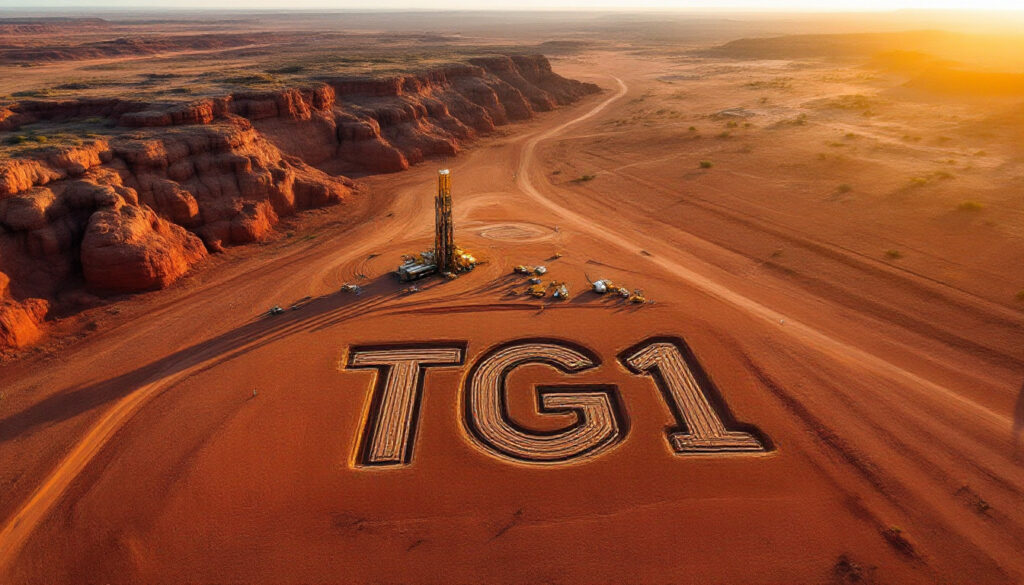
[517,77,1009,432]
[1,61,1023,584]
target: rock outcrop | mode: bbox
[0,54,600,350]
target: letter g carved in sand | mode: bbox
[463,340,625,464]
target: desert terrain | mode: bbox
[0,10,1023,585]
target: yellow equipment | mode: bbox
[435,169,456,272]
[454,247,477,271]
[628,289,647,304]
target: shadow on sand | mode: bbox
[0,274,408,444]
[0,269,655,444]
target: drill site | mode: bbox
[2,9,1023,584]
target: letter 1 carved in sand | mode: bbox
[622,338,767,454]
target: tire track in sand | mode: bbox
[515,76,1011,435]
[0,187,421,575]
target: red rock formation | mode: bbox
[0,297,49,349]
[0,54,599,350]
[81,204,207,293]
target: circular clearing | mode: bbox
[474,222,554,242]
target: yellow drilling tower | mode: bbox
[395,168,475,282]
[434,169,456,273]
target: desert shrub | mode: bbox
[267,65,306,74]
[776,113,808,127]
[885,249,902,259]
[957,201,983,212]
[3,135,28,145]
[823,94,879,111]
[1016,290,1024,302]
[837,183,852,193]
[726,121,738,128]
[833,555,870,584]
[11,89,51,98]
[699,160,713,169]
[688,126,697,132]
[52,79,118,91]
[218,73,277,86]
[571,174,596,183]
[908,171,953,188]
[882,526,916,557]
[717,131,731,139]
[744,78,792,90]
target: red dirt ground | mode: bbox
[1,16,1024,585]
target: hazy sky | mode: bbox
[4,0,1024,11]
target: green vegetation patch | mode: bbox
[957,201,984,212]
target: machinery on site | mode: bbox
[514,279,570,300]
[588,277,612,294]
[628,289,648,304]
[587,274,651,304]
[552,282,570,300]
[514,265,548,276]
[396,169,477,282]
[527,282,548,298]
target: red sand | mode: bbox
[1,39,1023,585]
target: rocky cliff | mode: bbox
[0,54,599,350]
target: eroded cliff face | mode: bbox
[0,54,600,350]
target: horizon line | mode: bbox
[3,6,1024,14]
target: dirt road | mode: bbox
[1,55,1023,584]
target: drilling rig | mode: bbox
[434,169,456,273]
[396,169,476,282]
